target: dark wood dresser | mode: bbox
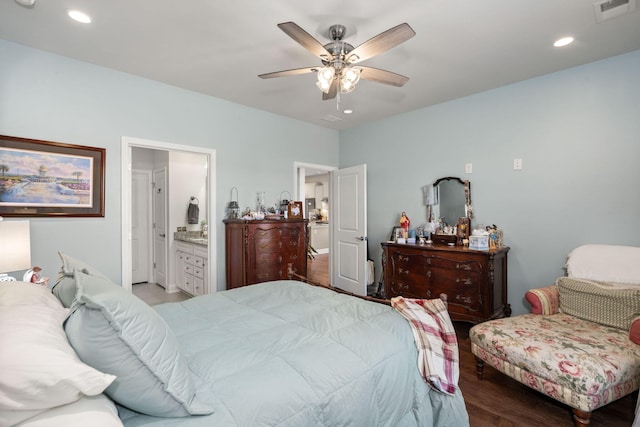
[224,219,308,289]
[382,242,510,323]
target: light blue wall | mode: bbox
[0,40,339,289]
[340,49,640,315]
[3,38,639,311]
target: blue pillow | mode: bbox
[64,271,214,417]
[52,251,110,308]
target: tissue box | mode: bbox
[469,235,489,250]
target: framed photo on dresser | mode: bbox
[288,201,303,219]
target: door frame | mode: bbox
[293,161,337,280]
[121,136,216,293]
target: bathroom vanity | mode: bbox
[174,239,208,296]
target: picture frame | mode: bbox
[457,217,471,242]
[288,201,303,219]
[0,135,105,217]
[390,226,405,242]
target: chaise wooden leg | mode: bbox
[474,356,485,380]
[572,408,591,427]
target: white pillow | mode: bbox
[0,281,61,309]
[0,282,115,426]
[14,395,123,427]
[566,244,640,285]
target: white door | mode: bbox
[153,168,167,288]
[331,164,367,296]
[131,170,151,284]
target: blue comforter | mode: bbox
[118,280,469,426]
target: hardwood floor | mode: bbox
[455,322,636,426]
[307,253,329,286]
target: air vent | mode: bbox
[594,0,637,23]
[320,114,343,122]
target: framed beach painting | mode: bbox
[0,135,105,217]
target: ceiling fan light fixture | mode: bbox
[339,66,361,93]
[317,66,335,83]
[316,66,335,93]
[342,66,361,84]
[316,79,332,94]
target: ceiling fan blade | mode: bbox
[359,66,409,87]
[322,79,338,100]
[347,23,415,64]
[277,22,333,61]
[258,67,317,79]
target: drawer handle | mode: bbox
[398,283,409,290]
[398,268,409,275]
[398,255,409,262]
[426,270,432,278]
[456,263,472,271]
[426,290,432,298]
[278,256,282,263]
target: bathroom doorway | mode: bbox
[121,136,216,294]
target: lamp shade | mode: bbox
[0,220,31,273]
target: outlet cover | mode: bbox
[465,163,473,174]
[513,158,523,170]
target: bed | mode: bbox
[0,252,469,427]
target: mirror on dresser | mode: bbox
[430,176,472,244]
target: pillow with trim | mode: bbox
[64,271,213,417]
[52,251,110,308]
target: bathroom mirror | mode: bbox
[431,176,472,227]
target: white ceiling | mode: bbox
[1,0,639,130]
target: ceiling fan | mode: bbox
[259,22,416,100]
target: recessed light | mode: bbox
[343,109,353,114]
[14,0,35,7]
[67,9,91,24]
[553,36,574,47]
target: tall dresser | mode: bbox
[224,218,308,289]
[382,242,510,323]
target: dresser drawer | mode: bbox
[382,242,510,323]
[193,255,204,268]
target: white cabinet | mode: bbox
[175,241,207,296]
[309,224,329,253]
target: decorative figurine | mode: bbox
[23,266,49,286]
[400,212,410,238]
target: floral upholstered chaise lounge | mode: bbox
[469,245,640,427]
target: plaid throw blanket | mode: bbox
[391,296,459,395]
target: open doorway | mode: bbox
[121,136,216,294]
[294,162,336,286]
